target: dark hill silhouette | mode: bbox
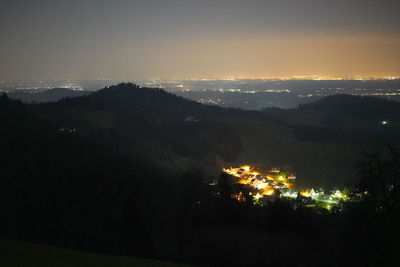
[38,83,248,167]
[52,83,263,120]
[90,83,206,118]
[263,94,400,143]
[263,94,400,125]
[8,88,88,103]
[299,94,400,122]
[38,87,400,186]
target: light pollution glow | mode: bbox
[1,0,399,80]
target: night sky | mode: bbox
[1,0,399,80]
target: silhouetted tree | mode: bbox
[357,146,400,211]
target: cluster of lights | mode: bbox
[223,166,295,201]
[224,166,352,210]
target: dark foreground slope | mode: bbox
[0,93,158,256]
[0,239,189,267]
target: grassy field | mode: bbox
[0,239,190,267]
[228,120,364,189]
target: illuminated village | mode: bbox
[223,165,351,210]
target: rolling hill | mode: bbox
[262,94,400,144]
[39,83,267,171]
[5,85,400,188]
[2,86,400,265]
[264,94,400,125]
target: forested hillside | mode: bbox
[2,85,400,266]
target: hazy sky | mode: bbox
[1,0,400,80]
